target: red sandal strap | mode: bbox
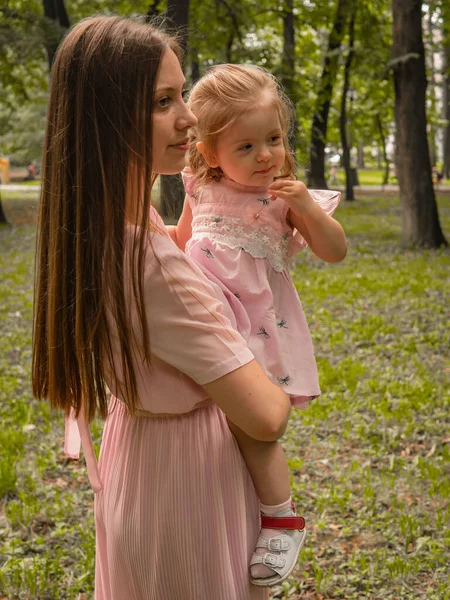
[261,515,305,530]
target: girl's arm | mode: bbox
[166,196,193,251]
[269,179,347,263]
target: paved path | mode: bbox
[1,184,40,192]
[334,185,450,196]
[2,184,450,195]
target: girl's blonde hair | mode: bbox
[188,64,296,187]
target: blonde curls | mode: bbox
[187,64,296,188]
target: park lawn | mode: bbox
[337,169,386,185]
[0,195,449,599]
[295,168,450,186]
[335,169,450,187]
[296,169,386,186]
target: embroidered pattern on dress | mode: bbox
[191,215,291,273]
[277,375,290,386]
[201,247,214,259]
[277,318,288,329]
[257,326,270,339]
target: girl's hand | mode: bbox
[268,179,315,217]
[269,179,347,263]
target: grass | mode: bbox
[334,169,450,186]
[0,195,449,599]
[336,169,389,186]
[295,168,450,187]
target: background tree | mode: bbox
[42,0,70,70]
[159,0,190,219]
[0,2,48,224]
[308,0,351,188]
[280,0,298,150]
[442,0,450,177]
[392,0,447,247]
[339,5,356,201]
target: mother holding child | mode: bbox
[32,15,346,600]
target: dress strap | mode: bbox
[64,407,103,493]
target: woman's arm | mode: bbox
[166,196,193,251]
[145,231,290,442]
[203,360,291,442]
[269,179,347,263]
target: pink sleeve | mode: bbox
[181,167,199,209]
[289,189,341,256]
[145,233,254,385]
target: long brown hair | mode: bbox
[32,16,180,421]
[187,64,296,188]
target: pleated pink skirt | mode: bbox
[94,401,268,600]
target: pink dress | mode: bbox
[182,170,341,408]
[66,208,269,600]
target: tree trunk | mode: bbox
[392,0,447,248]
[281,0,298,152]
[444,46,450,178]
[42,0,70,72]
[339,7,356,201]
[159,0,190,218]
[357,143,365,168]
[376,114,390,186]
[147,0,162,19]
[308,0,351,188]
[426,6,437,167]
[0,195,8,225]
[443,11,450,178]
[190,44,200,83]
[166,0,189,54]
[225,32,234,63]
[159,175,186,220]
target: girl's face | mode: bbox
[210,103,286,187]
[152,49,197,174]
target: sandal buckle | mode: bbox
[268,537,290,552]
[262,553,286,568]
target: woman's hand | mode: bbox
[268,179,315,217]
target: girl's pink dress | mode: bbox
[182,170,341,408]
[66,208,269,600]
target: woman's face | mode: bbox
[152,49,197,175]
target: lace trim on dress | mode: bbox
[191,215,291,273]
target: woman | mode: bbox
[32,15,291,600]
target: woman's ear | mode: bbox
[196,141,220,168]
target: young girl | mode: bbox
[167,64,347,587]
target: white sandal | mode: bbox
[249,510,306,587]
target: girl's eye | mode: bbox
[269,135,281,143]
[239,144,252,151]
[158,96,171,108]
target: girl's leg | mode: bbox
[227,419,290,505]
[228,420,305,582]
